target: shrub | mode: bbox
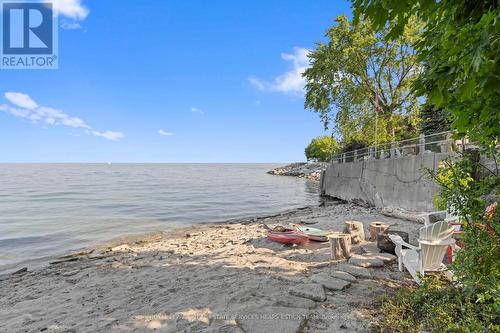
[304,136,340,162]
[381,276,497,332]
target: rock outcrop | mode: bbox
[267,162,328,181]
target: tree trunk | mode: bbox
[329,233,352,260]
[343,221,365,244]
[369,222,390,241]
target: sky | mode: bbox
[0,0,352,163]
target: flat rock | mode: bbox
[361,252,397,263]
[335,264,372,279]
[309,273,351,291]
[274,295,317,309]
[348,255,384,268]
[236,306,308,333]
[371,269,392,280]
[330,270,357,283]
[361,243,381,254]
[289,283,326,302]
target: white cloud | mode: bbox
[5,92,38,110]
[36,106,90,128]
[247,77,266,91]
[52,0,89,20]
[248,47,310,95]
[191,107,204,114]
[60,21,83,30]
[158,129,174,136]
[91,130,124,141]
[1,92,124,141]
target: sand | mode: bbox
[0,201,422,333]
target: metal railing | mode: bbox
[331,131,472,164]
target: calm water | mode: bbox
[0,164,319,272]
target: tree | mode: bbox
[352,0,500,149]
[304,136,340,162]
[419,104,452,135]
[351,3,500,331]
[303,15,422,146]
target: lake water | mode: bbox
[0,164,319,272]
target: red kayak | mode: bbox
[263,224,308,244]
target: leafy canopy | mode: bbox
[303,15,422,145]
[304,136,340,162]
[352,0,500,149]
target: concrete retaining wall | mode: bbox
[320,153,452,212]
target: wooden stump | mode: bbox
[343,221,365,244]
[369,222,389,241]
[377,230,409,254]
[329,233,352,260]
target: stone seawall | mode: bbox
[320,152,452,212]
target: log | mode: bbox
[369,222,390,241]
[377,230,409,254]
[329,233,352,260]
[343,221,365,244]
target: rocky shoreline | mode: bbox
[267,162,328,181]
[0,202,423,332]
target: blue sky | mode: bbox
[0,0,352,162]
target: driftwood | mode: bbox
[329,233,352,260]
[369,222,390,241]
[343,221,365,244]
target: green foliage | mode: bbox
[431,154,500,318]
[350,1,500,325]
[335,107,419,147]
[352,0,500,148]
[432,193,446,211]
[340,139,367,154]
[381,277,499,332]
[303,15,422,146]
[420,104,452,135]
[304,136,340,162]
[381,152,500,332]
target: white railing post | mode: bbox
[368,147,374,159]
[342,153,346,163]
[419,134,426,155]
[353,149,357,162]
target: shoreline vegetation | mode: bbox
[0,201,424,332]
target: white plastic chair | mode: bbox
[389,221,455,284]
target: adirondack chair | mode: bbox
[423,207,462,262]
[389,221,455,284]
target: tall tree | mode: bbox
[303,15,422,145]
[352,0,500,149]
[419,104,452,135]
